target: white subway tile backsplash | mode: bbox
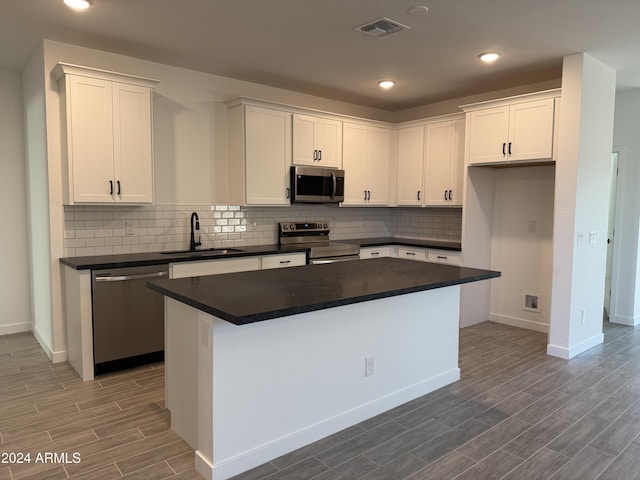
[62,204,461,257]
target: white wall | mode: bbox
[490,166,555,332]
[611,90,640,325]
[548,54,617,359]
[0,68,32,335]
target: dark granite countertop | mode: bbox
[59,237,460,270]
[148,257,499,325]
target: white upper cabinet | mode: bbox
[53,63,158,205]
[395,116,464,207]
[396,125,425,206]
[425,118,465,206]
[465,91,558,165]
[227,102,292,206]
[292,114,342,168]
[342,122,392,206]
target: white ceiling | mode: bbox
[2,0,640,111]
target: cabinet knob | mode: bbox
[318,150,322,161]
[508,142,512,156]
[117,180,121,195]
[417,190,421,201]
[286,187,290,199]
[313,150,318,161]
[109,180,114,195]
[502,142,506,156]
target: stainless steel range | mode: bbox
[279,221,360,264]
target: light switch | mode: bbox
[589,230,599,245]
[577,232,584,246]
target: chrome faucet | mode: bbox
[190,212,202,251]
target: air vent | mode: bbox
[356,17,410,39]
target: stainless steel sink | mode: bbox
[161,248,245,256]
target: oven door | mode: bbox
[291,166,345,203]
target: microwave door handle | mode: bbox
[331,172,336,200]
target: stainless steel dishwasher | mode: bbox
[91,264,169,375]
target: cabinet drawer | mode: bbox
[170,257,261,279]
[427,250,460,265]
[396,247,428,261]
[359,246,394,259]
[261,253,306,269]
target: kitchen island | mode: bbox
[148,258,499,480]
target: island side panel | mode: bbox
[198,285,461,480]
[62,265,94,381]
[165,297,200,449]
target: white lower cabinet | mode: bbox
[170,257,262,279]
[359,246,395,259]
[427,250,460,265]
[261,253,306,269]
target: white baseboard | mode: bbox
[610,314,640,326]
[0,322,32,336]
[490,313,549,333]
[547,332,604,359]
[32,327,67,363]
[195,368,461,480]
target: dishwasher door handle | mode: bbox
[94,271,169,282]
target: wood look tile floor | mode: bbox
[2,320,640,480]
[0,332,201,480]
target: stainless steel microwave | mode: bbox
[290,166,345,203]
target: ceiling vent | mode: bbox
[356,17,410,39]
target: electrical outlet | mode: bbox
[577,232,584,246]
[589,230,599,245]
[125,221,135,236]
[528,220,537,233]
[365,357,375,377]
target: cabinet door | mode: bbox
[244,106,292,205]
[508,99,554,162]
[292,114,317,165]
[449,119,465,205]
[68,75,115,203]
[396,126,425,206]
[316,118,342,168]
[365,126,392,206]
[468,106,510,165]
[342,122,369,205]
[425,121,453,206]
[112,83,153,203]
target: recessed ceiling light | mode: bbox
[479,52,501,63]
[407,5,429,15]
[63,0,92,11]
[378,80,395,89]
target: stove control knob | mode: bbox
[323,223,328,228]
[290,224,295,230]
[282,225,288,230]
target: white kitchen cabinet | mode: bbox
[170,257,261,279]
[359,246,395,259]
[425,119,465,206]
[396,125,425,206]
[467,95,556,165]
[427,250,460,265]
[396,246,428,262]
[342,122,392,206]
[292,114,342,168]
[261,253,306,269]
[53,63,158,204]
[227,102,292,206]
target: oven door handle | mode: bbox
[310,256,359,264]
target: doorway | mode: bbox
[604,152,619,320]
